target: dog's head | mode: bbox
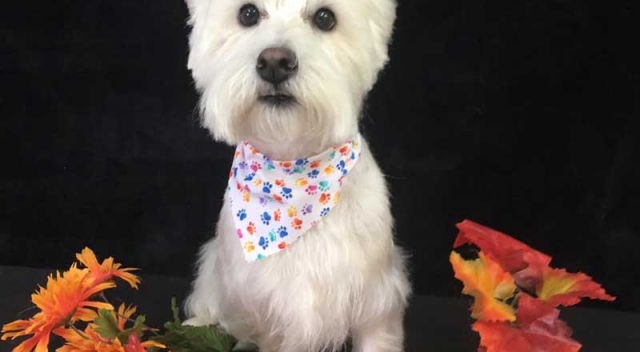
[185,0,396,153]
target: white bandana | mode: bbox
[228,135,362,262]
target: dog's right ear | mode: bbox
[184,0,194,14]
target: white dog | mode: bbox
[183,0,410,351]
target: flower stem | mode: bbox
[69,324,90,340]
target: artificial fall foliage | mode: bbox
[1,248,237,352]
[451,220,616,352]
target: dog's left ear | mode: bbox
[184,0,193,12]
[368,0,398,73]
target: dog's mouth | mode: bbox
[258,93,296,106]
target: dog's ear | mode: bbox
[368,0,397,72]
[184,0,196,15]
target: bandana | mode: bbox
[228,135,362,262]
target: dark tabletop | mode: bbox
[0,266,637,352]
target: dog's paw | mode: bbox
[183,316,215,327]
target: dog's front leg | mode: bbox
[351,310,405,352]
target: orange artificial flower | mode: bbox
[76,247,140,289]
[450,251,517,322]
[56,304,164,352]
[1,264,114,352]
[537,268,615,307]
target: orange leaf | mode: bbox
[454,220,552,292]
[450,251,517,322]
[474,295,582,352]
[537,268,615,307]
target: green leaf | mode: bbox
[171,297,181,324]
[154,299,237,352]
[93,309,121,339]
[116,315,146,345]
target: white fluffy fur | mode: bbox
[183,0,410,351]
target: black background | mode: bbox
[1,1,638,312]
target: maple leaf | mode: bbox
[474,294,582,352]
[450,251,517,322]
[453,220,552,292]
[536,268,616,307]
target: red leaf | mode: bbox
[536,268,616,307]
[454,220,552,291]
[473,321,530,352]
[474,295,582,352]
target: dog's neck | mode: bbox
[245,135,355,161]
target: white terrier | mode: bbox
[183,0,410,351]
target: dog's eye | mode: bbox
[313,8,337,32]
[238,4,260,27]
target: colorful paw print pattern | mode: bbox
[228,134,362,261]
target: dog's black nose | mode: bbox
[256,47,298,85]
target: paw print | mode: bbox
[319,193,331,205]
[257,254,265,260]
[339,146,349,155]
[320,208,330,217]
[295,178,308,187]
[263,157,276,171]
[262,182,273,194]
[238,161,248,170]
[259,197,269,206]
[275,179,286,187]
[272,194,283,203]
[293,166,304,174]
[329,151,337,160]
[291,218,303,230]
[258,236,269,250]
[236,209,247,221]
[310,160,321,169]
[287,205,297,218]
[269,229,277,242]
[280,187,293,199]
[324,165,335,175]
[232,167,238,178]
[242,191,251,203]
[334,192,341,205]
[278,242,287,249]
[305,185,318,195]
[295,159,309,167]
[273,209,281,221]
[260,211,272,225]
[302,204,313,215]
[244,241,255,253]
[307,169,320,179]
[237,229,243,238]
[336,160,346,171]
[318,180,330,192]
[247,222,256,235]
[250,161,262,172]
[277,226,289,238]
[244,172,256,181]
[253,178,263,187]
